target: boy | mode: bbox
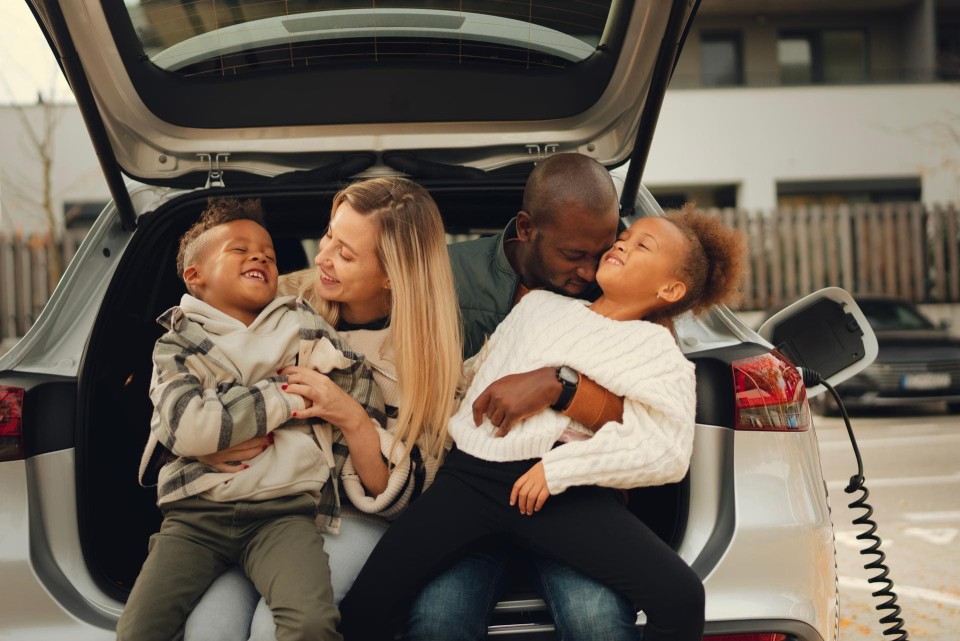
[117,198,383,641]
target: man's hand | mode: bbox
[196,434,272,472]
[472,367,561,437]
[510,461,551,515]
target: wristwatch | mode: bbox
[551,366,580,411]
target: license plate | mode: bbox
[901,373,951,390]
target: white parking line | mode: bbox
[827,473,960,491]
[904,510,960,523]
[834,530,892,549]
[839,576,960,607]
[903,527,957,545]
[817,433,960,450]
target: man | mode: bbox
[403,153,640,641]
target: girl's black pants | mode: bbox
[338,447,704,641]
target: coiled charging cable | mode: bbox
[799,367,910,641]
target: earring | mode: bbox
[656,293,661,300]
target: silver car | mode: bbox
[2,1,878,639]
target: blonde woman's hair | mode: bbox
[299,177,463,461]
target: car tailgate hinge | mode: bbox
[525,144,560,162]
[198,153,230,188]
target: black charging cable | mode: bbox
[798,367,909,641]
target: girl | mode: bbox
[337,205,745,641]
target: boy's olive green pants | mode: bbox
[116,493,340,641]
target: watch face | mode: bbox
[558,366,579,385]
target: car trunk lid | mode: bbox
[28,0,699,227]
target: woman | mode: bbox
[182,177,463,641]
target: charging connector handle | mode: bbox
[800,367,865,490]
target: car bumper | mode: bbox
[838,363,960,407]
[0,454,119,640]
[698,429,837,641]
[3,432,836,641]
[837,390,960,407]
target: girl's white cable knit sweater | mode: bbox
[448,290,697,495]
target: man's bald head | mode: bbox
[521,153,619,228]
[508,153,620,297]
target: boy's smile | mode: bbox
[242,268,268,281]
[184,219,279,326]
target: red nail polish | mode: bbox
[277,369,283,375]
[242,465,249,470]
[281,384,288,390]
[291,411,297,417]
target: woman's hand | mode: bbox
[196,434,272,472]
[281,365,389,494]
[280,365,370,432]
[510,461,551,515]
[472,367,561,436]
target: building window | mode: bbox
[776,178,920,207]
[822,31,867,83]
[651,185,737,210]
[778,30,867,85]
[778,35,813,84]
[701,32,743,87]
[937,23,960,80]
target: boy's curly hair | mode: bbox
[656,203,746,320]
[176,197,266,280]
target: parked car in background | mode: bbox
[1,2,881,640]
[782,296,960,415]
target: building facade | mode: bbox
[1,0,958,234]
[643,0,960,210]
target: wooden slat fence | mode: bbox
[708,202,960,310]
[0,229,84,343]
[1,203,959,343]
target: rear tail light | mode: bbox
[0,385,25,462]
[703,635,788,641]
[732,350,809,432]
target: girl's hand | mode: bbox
[510,461,551,515]
[280,365,371,432]
[472,367,560,436]
[196,434,272,472]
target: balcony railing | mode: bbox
[669,66,954,90]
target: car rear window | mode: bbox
[126,0,610,76]
[858,300,935,331]
[101,0,644,128]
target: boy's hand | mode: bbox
[473,367,560,436]
[196,434,272,472]
[510,462,551,515]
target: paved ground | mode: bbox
[814,403,959,641]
